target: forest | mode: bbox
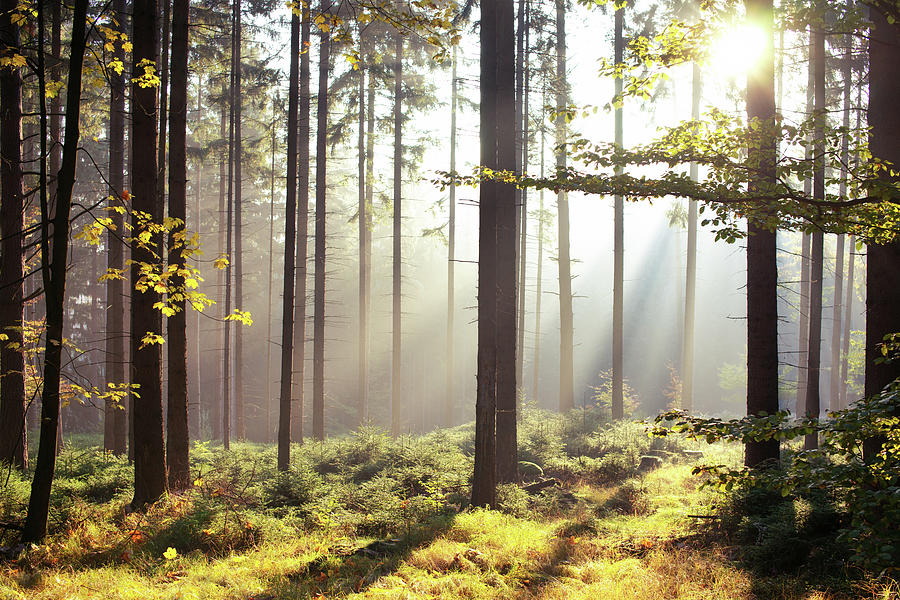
[0,0,899,596]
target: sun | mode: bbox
[708,23,768,81]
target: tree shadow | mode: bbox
[253,513,457,598]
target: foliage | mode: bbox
[650,382,900,574]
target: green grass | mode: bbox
[1,413,896,599]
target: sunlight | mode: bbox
[708,23,767,81]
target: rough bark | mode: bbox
[0,0,27,469]
[278,6,300,471]
[166,0,191,490]
[555,0,573,413]
[312,23,330,442]
[233,0,244,440]
[391,33,403,437]
[21,0,88,541]
[743,0,780,468]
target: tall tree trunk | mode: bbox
[21,0,89,542]
[105,0,128,456]
[532,85,546,404]
[804,15,825,451]
[555,0,573,413]
[166,0,190,491]
[516,1,530,411]
[473,0,515,507]
[840,234,854,409]
[312,23,330,442]
[51,0,63,455]
[292,7,311,443]
[214,93,226,442]
[831,32,852,412]
[796,32,814,416]
[391,33,403,437]
[357,30,368,427]
[278,6,300,471]
[611,3,624,420]
[743,0,780,468]
[233,0,244,440]
[863,5,900,461]
[224,20,235,449]
[446,48,457,428]
[682,60,700,414]
[514,0,526,396]
[267,99,276,441]
[130,0,167,504]
[157,0,170,206]
[191,78,202,439]
[0,0,27,469]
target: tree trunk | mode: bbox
[357,30,369,428]
[0,0,27,469]
[21,0,88,542]
[191,82,202,438]
[863,5,900,462]
[555,0,574,413]
[278,6,300,471]
[611,3,624,420]
[514,0,526,397]
[473,0,514,507]
[166,0,190,491]
[312,23,330,442]
[130,0,167,505]
[840,235,854,409]
[391,33,403,437]
[682,60,700,414]
[743,0,780,468]
[532,86,546,405]
[292,7,311,443]
[233,0,244,440]
[446,48,457,428]
[224,19,235,449]
[214,92,226,442]
[796,31,814,416]
[104,0,128,456]
[266,99,276,441]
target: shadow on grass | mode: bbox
[254,513,458,599]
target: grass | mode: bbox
[1,411,896,599]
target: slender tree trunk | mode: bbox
[682,60,700,414]
[555,0,574,413]
[278,6,300,471]
[233,0,244,440]
[51,0,63,455]
[357,30,368,427]
[840,235,854,409]
[192,79,202,438]
[166,0,190,490]
[831,33,852,412]
[446,48,457,428]
[611,3,625,420]
[391,33,403,436]
[22,0,89,542]
[516,2,530,412]
[292,7,311,443]
[157,0,170,207]
[0,0,27,469]
[214,93,226,442]
[743,0,780,468]
[224,21,235,449]
[105,0,128,456]
[863,5,900,461]
[312,23,330,442]
[532,86,546,405]
[267,99,276,441]
[514,0,526,396]
[796,32,814,415]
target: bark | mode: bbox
[191,80,202,439]
[611,3,624,420]
[840,235,854,409]
[532,88,546,405]
[312,23,330,442]
[796,32,814,415]
[224,18,235,449]
[357,30,368,427]
[514,0,526,396]
[166,0,190,491]
[130,0,167,505]
[391,33,403,437]
[213,93,226,442]
[555,0,573,413]
[21,0,88,541]
[278,6,300,471]
[233,0,244,440]
[863,6,900,461]
[292,7,311,443]
[743,0,780,468]
[682,60,700,414]
[266,99,275,440]
[830,233,844,412]
[0,0,27,469]
[446,48,457,428]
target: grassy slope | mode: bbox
[1,419,896,599]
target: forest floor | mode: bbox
[1,414,896,599]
